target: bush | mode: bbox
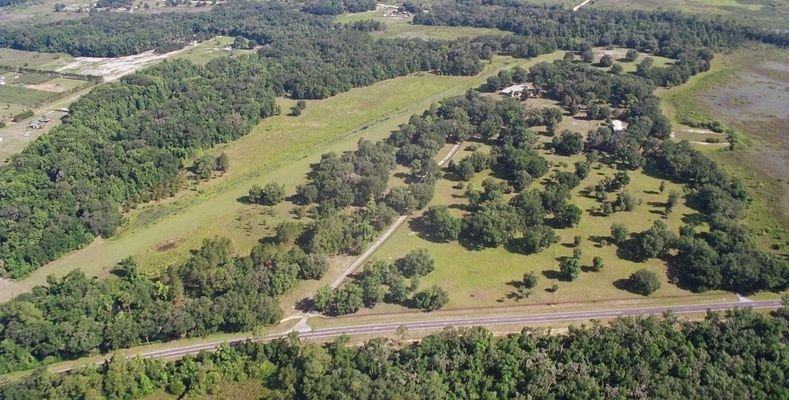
[413,285,449,311]
[396,249,434,278]
[12,109,34,122]
[629,269,661,295]
[249,183,285,205]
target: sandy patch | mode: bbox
[56,45,196,81]
[25,81,68,93]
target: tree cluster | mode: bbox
[0,234,326,373]
[314,249,446,315]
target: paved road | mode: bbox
[98,299,781,364]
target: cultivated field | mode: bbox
[0,52,566,303]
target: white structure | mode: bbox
[611,119,625,133]
[500,83,528,97]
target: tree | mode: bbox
[412,286,449,311]
[249,183,285,206]
[592,256,604,272]
[395,249,434,278]
[290,105,302,116]
[560,256,580,281]
[331,284,364,315]
[610,63,623,75]
[625,49,639,62]
[216,152,230,172]
[629,269,661,295]
[633,220,675,260]
[665,190,680,215]
[232,36,249,49]
[296,100,307,110]
[522,271,539,289]
[299,253,328,280]
[611,223,628,245]
[422,206,461,241]
[599,54,613,67]
[553,203,582,228]
[193,155,217,179]
[552,130,584,155]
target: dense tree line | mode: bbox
[0,233,330,374]
[2,308,786,399]
[302,0,376,15]
[414,0,789,53]
[0,58,279,278]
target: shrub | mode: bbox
[629,269,661,295]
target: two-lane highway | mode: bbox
[123,299,781,363]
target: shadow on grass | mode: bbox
[542,269,564,280]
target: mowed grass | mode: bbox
[0,51,565,303]
[360,133,730,310]
[171,36,256,65]
[0,85,56,106]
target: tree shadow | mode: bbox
[580,265,596,273]
[542,269,564,280]
[237,195,253,205]
[647,201,665,208]
[613,278,632,292]
[588,235,610,248]
[294,297,314,313]
[648,209,665,216]
[643,190,659,195]
[681,212,707,226]
[407,217,450,244]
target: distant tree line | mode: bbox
[1,308,786,399]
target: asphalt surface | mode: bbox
[127,299,781,362]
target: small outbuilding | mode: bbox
[611,119,625,133]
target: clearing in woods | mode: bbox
[0,51,566,304]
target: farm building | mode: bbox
[500,83,539,98]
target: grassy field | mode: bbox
[171,36,256,65]
[0,48,74,70]
[358,133,728,311]
[0,85,57,106]
[335,9,511,40]
[0,51,566,304]
[657,44,788,253]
